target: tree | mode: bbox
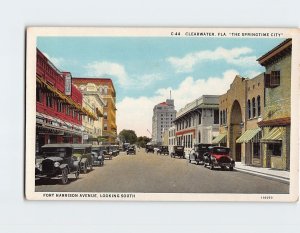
[118,129,138,145]
[136,136,151,148]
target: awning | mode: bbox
[261,127,283,143]
[212,133,227,144]
[236,128,261,143]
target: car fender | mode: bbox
[59,164,69,172]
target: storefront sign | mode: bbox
[65,73,72,95]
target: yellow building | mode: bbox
[73,82,105,143]
[73,78,117,143]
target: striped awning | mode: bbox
[212,133,227,144]
[261,127,283,143]
[236,128,261,143]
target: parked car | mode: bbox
[203,146,235,171]
[91,145,105,166]
[110,145,120,156]
[71,144,94,173]
[122,143,130,152]
[35,144,80,184]
[157,146,169,155]
[145,144,154,153]
[98,145,112,160]
[188,143,211,165]
[127,145,136,155]
[171,146,185,159]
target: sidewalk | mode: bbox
[234,162,290,184]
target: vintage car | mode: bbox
[145,144,154,153]
[188,143,211,165]
[91,145,105,166]
[71,144,94,173]
[171,146,185,159]
[157,146,169,155]
[203,146,235,171]
[35,144,81,184]
[110,145,120,156]
[127,145,136,155]
[97,145,112,160]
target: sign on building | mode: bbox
[65,73,72,96]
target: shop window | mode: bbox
[253,142,260,158]
[252,97,256,118]
[257,96,261,116]
[214,109,219,124]
[267,143,282,156]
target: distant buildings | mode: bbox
[152,99,176,144]
[173,95,219,154]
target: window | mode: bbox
[265,71,280,88]
[267,143,282,156]
[46,96,53,108]
[36,87,42,103]
[57,102,63,112]
[252,97,256,118]
[66,106,70,115]
[104,112,107,120]
[220,111,223,125]
[198,113,202,125]
[214,110,219,124]
[222,110,225,125]
[257,96,261,117]
[247,100,251,119]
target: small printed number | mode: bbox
[261,196,274,200]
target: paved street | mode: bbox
[35,149,289,193]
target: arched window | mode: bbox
[248,99,251,119]
[257,95,261,116]
[252,97,256,118]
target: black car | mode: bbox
[91,145,105,166]
[72,144,94,174]
[171,146,185,159]
[127,145,136,155]
[188,143,211,165]
[36,144,81,184]
[157,146,169,155]
[145,144,154,153]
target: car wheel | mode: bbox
[210,164,214,170]
[61,167,69,184]
[83,163,88,174]
[204,163,206,167]
[196,161,199,165]
[75,169,80,179]
[90,163,93,171]
[221,166,225,170]
[229,166,234,171]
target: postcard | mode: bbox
[26,27,299,201]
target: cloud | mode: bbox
[43,53,65,69]
[85,61,163,89]
[116,69,239,137]
[167,47,257,73]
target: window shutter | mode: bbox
[264,73,271,88]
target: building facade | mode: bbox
[216,74,265,165]
[74,83,105,143]
[174,95,219,154]
[152,99,176,144]
[36,49,90,154]
[72,78,117,144]
[168,125,176,154]
[257,39,291,170]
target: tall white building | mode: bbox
[152,99,176,144]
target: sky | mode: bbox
[37,37,285,137]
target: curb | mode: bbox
[235,167,290,184]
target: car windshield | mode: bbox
[42,148,66,157]
[212,147,230,154]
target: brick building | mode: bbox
[72,78,117,143]
[36,49,92,154]
[257,39,291,170]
